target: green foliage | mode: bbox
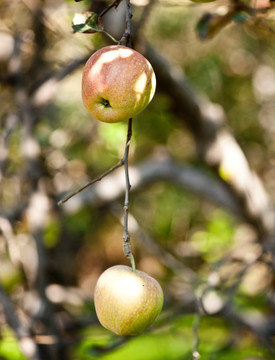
[72,313,271,359]
[72,320,193,360]
[43,219,61,248]
[132,183,200,246]
[72,12,104,34]
[148,6,190,39]
[234,292,269,313]
[0,328,27,360]
[134,95,175,147]
[63,206,99,240]
[0,261,22,292]
[72,11,118,43]
[98,122,128,151]
[190,210,234,262]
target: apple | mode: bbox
[82,45,156,123]
[94,265,163,335]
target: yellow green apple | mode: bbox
[94,265,163,335]
[82,45,156,123]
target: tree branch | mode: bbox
[0,285,40,360]
[137,42,275,237]
[57,156,243,217]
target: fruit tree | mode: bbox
[0,0,275,359]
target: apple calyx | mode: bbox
[101,98,111,108]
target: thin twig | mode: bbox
[192,305,201,360]
[58,119,136,269]
[58,159,124,206]
[99,0,124,18]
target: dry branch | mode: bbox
[137,42,275,237]
[58,155,242,216]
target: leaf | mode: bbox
[196,8,236,40]
[72,12,104,34]
[233,11,250,23]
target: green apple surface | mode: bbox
[94,265,163,335]
[82,45,156,123]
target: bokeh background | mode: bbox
[0,0,275,359]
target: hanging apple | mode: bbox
[82,45,156,123]
[94,265,163,336]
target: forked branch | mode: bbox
[58,118,136,269]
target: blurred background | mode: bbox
[0,0,275,359]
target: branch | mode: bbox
[119,0,132,46]
[7,30,61,359]
[31,55,90,107]
[57,156,243,217]
[137,42,275,237]
[110,202,198,282]
[0,285,40,360]
[99,0,124,18]
[221,304,275,354]
[57,158,124,206]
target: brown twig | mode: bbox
[58,119,137,270]
[99,0,124,18]
[57,159,125,206]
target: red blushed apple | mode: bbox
[94,265,163,336]
[82,45,156,123]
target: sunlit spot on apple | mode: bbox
[90,49,134,82]
[134,72,147,96]
[97,48,133,67]
[150,72,157,99]
[109,273,145,302]
[118,48,134,59]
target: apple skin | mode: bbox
[94,265,163,336]
[82,45,156,123]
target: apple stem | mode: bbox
[122,118,136,273]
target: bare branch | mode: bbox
[58,158,124,206]
[138,42,275,237]
[57,156,242,216]
[99,0,124,18]
[0,285,40,360]
[31,55,90,107]
[119,0,132,46]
